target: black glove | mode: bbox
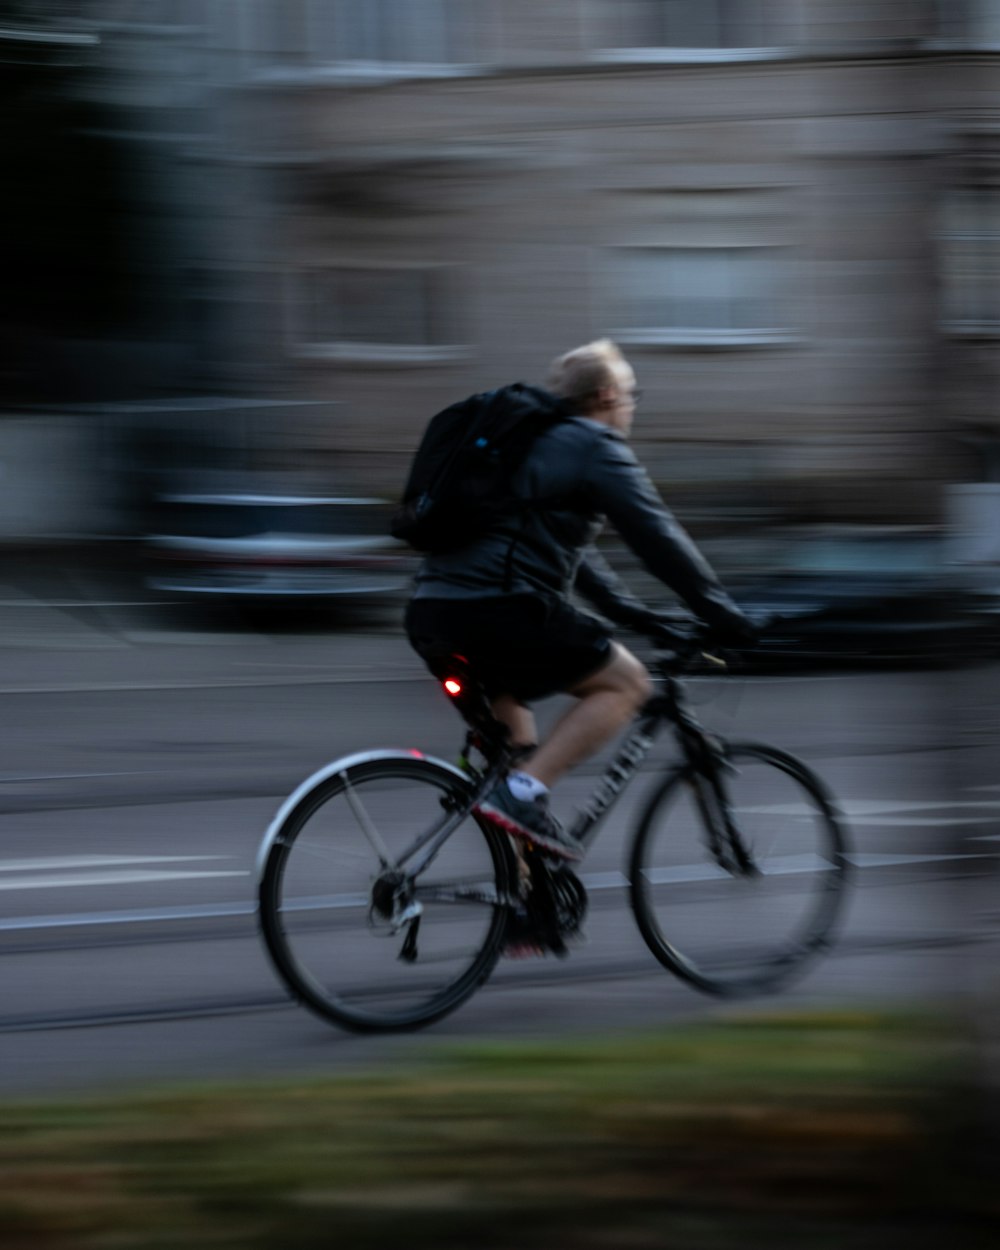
[614,607,697,649]
[614,605,676,633]
[703,609,759,649]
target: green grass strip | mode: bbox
[0,1010,993,1249]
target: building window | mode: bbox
[331,0,464,62]
[259,0,473,66]
[287,266,463,361]
[940,184,1000,332]
[935,1,1000,43]
[603,189,796,346]
[606,0,777,50]
[144,1,199,25]
[608,246,791,345]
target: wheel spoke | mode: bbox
[340,770,394,867]
[631,743,848,997]
[259,756,511,1031]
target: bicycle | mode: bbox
[256,622,851,1033]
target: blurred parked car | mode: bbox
[144,488,410,602]
[729,529,999,666]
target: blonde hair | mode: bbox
[547,339,627,408]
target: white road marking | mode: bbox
[580,870,629,889]
[0,869,248,891]
[0,777,994,927]
[738,800,1000,817]
[0,900,255,932]
[0,855,231,873]
[642,862,737,884]
[0,673,429,695]
[0,854,247,893]
[845,852,984,868]
[639,851,986,885]
[850,800,1000,814]
[0,850,985,930]
[842,817,999,828]
[0,771,162,785]
[729,799,1000,828]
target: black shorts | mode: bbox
[406,594,613,703]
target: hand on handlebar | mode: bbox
[632,608,765,654]
[705,610,760,650]
[624,613,708,662]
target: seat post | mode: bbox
[427,650,513,766]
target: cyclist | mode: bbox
[405,339,755,862]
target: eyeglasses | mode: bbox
[583,386,643,406]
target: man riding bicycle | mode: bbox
[406,339,754,863]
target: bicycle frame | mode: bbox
[258,636,849,1029]
[568,667,733,849]
[398,660,735,883]
[567,712,662,847]
[256,656,738,902]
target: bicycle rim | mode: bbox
[259,755,513,1032]
[630,742,849,997]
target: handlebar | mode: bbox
[630,610,772,672]
[633,618,721,671]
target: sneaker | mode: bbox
[474,783,584,862]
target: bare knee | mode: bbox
[572,643,652,711]
[490,695,538,749]
[619,651,653,710]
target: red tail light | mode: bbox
[443,678,462,696]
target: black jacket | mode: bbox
[411,410,750,641]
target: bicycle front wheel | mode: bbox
[258,754,514,1032]
[630,742,849,997]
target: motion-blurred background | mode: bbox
[3,0,1000,657]
[3,12,1000,1205]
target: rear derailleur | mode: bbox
[369,870,423,963]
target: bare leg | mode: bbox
[490,694,537,749]
[522,643,651,788]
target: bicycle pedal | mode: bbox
[501,939,547,960]
[501,934,575,960]
[502,906,576,960]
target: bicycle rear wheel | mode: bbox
[630,742,849,997]
[258,754,514,1032]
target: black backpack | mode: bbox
[390,383,571,554]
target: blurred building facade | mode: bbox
[8,2,1000,533]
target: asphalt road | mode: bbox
[0,568,997,1098]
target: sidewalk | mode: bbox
[0,627,423,693]
[0,543,417,686]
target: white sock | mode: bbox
[507,771,549,802]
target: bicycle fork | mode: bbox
[688,745,759,878]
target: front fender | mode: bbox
[255,748,472,881]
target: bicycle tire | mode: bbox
[258,753,515,1032]
[629,741,850,997]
